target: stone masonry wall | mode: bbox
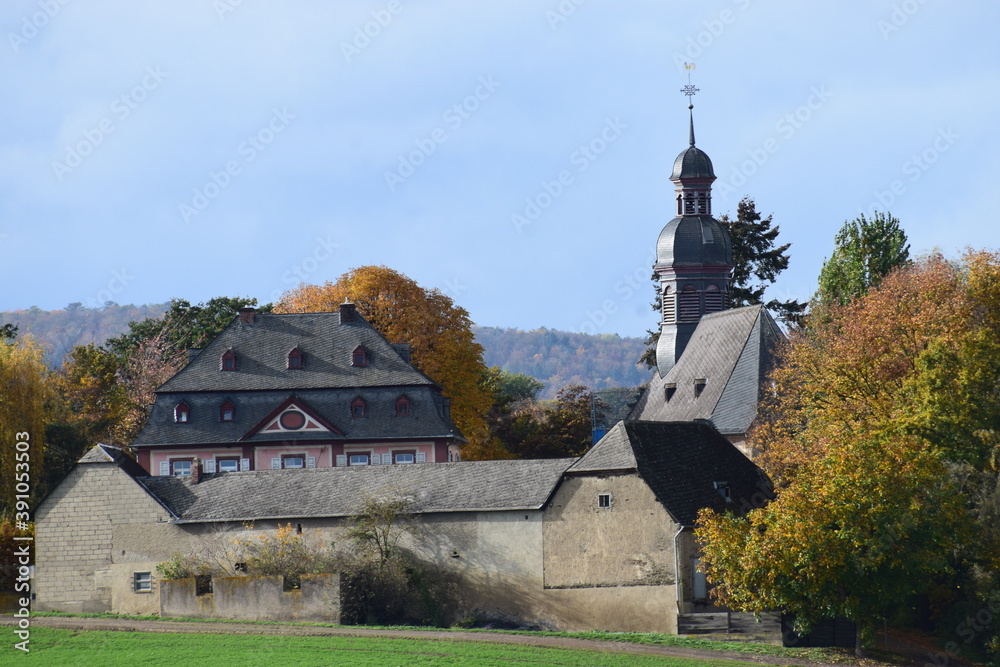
[160,574,340,622]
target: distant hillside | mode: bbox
[1,306,650,397]
[473,326,649,399]
[1,303,168,366]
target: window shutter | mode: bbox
[204,459,216,473]
[159,461,170,476]
[416,451,426,463]
[305,456,316,468]
[382,453,392,464]
[336,455,347,467]
[371,453,381,465]
[271,457,282,470]
[240,458,250,471]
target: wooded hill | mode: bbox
[1,305,649,398]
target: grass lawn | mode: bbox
[12,627,772,666]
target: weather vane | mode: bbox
[680,62,699,102]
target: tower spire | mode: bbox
[681,62,699,147]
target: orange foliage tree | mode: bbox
[276,266,498,458]
[698,251,1000,656]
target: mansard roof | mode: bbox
[570,420,771,524]
[629,305,784,435]
[133,386,462,446]
[140,458,576,522]
[157,311,437,393]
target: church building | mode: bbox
[629,97,784,453]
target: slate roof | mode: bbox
[656,215,733,268]
[570,420,771,524]
[629,305,784,435]
[158,311,437,393]
[671,145,715,180]
[133,386,460,446]
[139,458,576,522]
[134,309,464,447]
[79,443,150,478]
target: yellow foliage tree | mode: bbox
[276,266,497,458]
[0,335,50,514]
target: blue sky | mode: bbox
[2,1,997,338]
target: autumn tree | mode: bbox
[813,211,910,310]
[504,385,593,459]
[276,266,494,457]
[0,335,50,515]
[697,251,1000,657]
[106,296,268,356]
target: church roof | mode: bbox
[569,420,771,524]
[629,305,785,435]
[140,458,576,522]
[655,215,733,267]
[671,145,715,180]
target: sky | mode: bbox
[1,1,997,339]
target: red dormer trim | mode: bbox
[240,395,345,441]
[220,400,235,422]
[221,349,236,371]
[175,402,190,423]
[395,395,410,417]
[352,345,368,367]
[351,396,366,418]
[287,347,303,370]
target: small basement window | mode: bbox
[133,571,152,593]
[598,494,612,509]
[175,402,190,423]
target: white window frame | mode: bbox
[217,458,240,473]
[597,493,612,509]
[394,452,415,465]
[134,571,152,593]
[349,453,370,466]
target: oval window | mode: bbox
[279,411,306,430]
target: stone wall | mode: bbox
[161,574,340,623]
[34,462,179,613]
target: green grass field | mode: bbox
[8,627,772,666]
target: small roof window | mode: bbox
[221,349,236,371]
[288,347,303,370]
[352,346,368,367]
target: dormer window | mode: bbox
[220,400,235,422]
[221,349,236,371]
[175,402,190,423]
[352,346,368,367]
[287,347,303,370]
[395,395,410,417]
[714,481,732,502]
[694,378,707,398]
[351,397,366,418]
[664,384,676,402]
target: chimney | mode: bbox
[339,301,356,323]
[191,458,202,484]
[239,307,256,324]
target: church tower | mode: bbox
[654,89,733,376]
